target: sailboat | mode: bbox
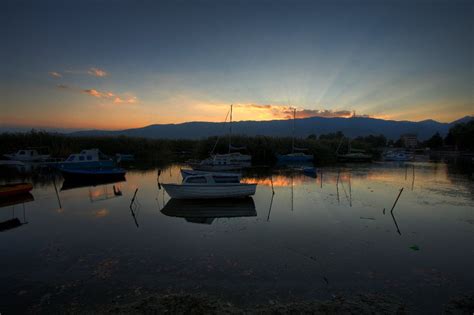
[336,138,372,162]
[191,105,251,171]
[277,108,314,163]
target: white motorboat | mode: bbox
[4,149,50,162]
[162,174,257,199]
[180,169,242,180]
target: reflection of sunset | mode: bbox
[94,209,109,218]
[242,175,313,187]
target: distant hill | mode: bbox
[69,115,473,140]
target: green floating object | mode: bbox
[409,245,420,251]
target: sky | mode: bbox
[1,0,472,130]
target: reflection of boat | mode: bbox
[337,152,373,162]
[0,183,33,198]
[180,169,242,180]
[277,108,314,163]
[61,177,125,191]
[4,149,50,162]
[0,193,33,232]
[161,197,256,224]
[383,151,413,161]
[116,153,135,162]
[302,167,318,177]
[0,193,34,208]
[59,168,126,181]
[162,174,256,199]
[57,149,115,170]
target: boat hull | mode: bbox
[162,183,257,199]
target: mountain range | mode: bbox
[70,115,473,140]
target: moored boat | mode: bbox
[0,183,33,198]
[189,155,244,171]
[162,174,256,199]
[4,149,50,162]
[56,149,115,170]
[277,108,314,163]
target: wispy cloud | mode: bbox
[49,71,62,78]
[81,88,137,104]
[56,85,137,105]
[87,67,107,77]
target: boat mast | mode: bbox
[228,104,233,154]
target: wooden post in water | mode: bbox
[53,179,62,210]
[411,164,415,191]
[390,187,404,214]
[349,171,352,207]
[320,169,323,189]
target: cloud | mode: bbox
[87,67,107,77]
[81,88,137,104]
[56,84,137,105]
[235,104,365,119]
[49,71,62,78]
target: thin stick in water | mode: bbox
[390,187,404,214]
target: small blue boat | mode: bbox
[57,149,115,170]
[60,168,126,181]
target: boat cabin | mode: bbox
[182,174,240,184]
[64,149,111,163]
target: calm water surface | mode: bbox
[1,162,473,313]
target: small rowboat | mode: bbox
[60,168,126,181]
[0,183,33,198]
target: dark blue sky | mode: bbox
[1,0,472,129]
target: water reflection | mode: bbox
[161,197,256,225]
[0,162,473,313]
[0,193,33,232]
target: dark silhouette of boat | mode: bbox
[61,177,125,191]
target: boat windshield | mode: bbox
[213,176,239,183]
[185,176,207,184]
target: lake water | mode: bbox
[1,162,473,313]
